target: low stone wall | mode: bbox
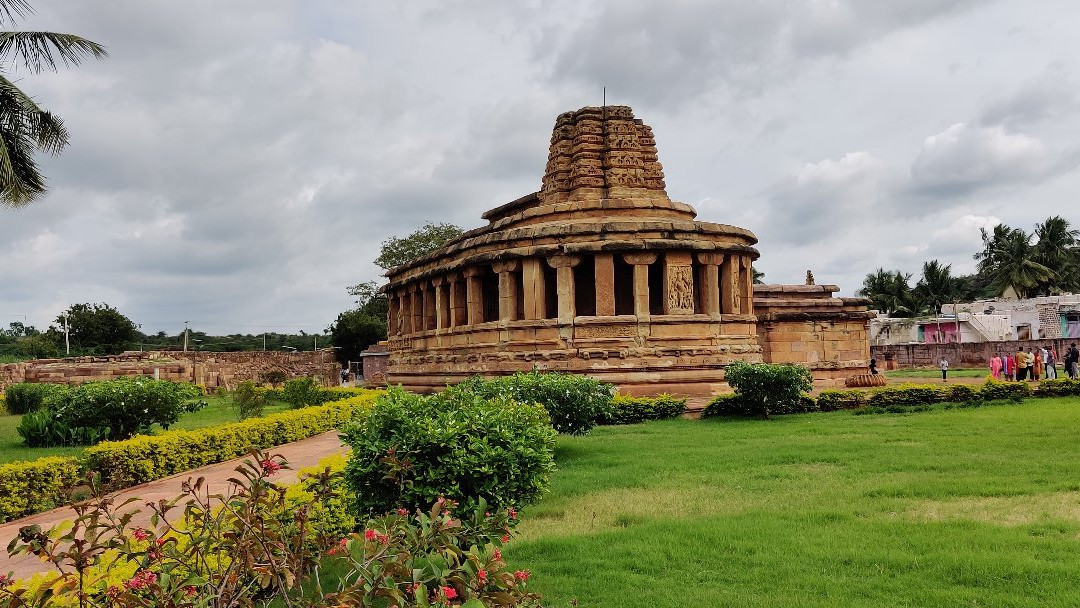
[871,339,1078,369]
[0,351,340,391]
[754,284,875,389]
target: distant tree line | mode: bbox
[858,215,1080,317]
[0,303,328,360]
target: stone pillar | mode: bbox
[720,255,739,315]
[594,252,615,316]
[662,251,694,315]
[464,267,484,326]
[696,252,724,318]
[448,273,466,327]
[408,284,421,333]
[547,255,581,323]
[422,284,435,331]
[432,277,447,330]
[387,291,397,336]
[522,258,547,320]
[622,252,657,318]
[741,257,754,314]
[395,292,406,335]
[492,260,521,322]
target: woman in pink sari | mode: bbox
[990,354,1002,380]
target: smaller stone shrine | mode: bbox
[379,105,873,397]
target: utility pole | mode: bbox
[183,321,189,352]
[63,315,70,356]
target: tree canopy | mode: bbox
[374,222,464,270]
[329,280,388,364]
[55,302,139,354]
[0,0,106,207]
[859,215,1080,315]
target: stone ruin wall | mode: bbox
[872,339,1077,369]
[0,351,341,391]
[754,284,875,389]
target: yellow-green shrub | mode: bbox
[0,392,7,415]
[0,456,83,522]
[85,391,381,487]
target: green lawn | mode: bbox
[886,367,987,379]
[509,398,1080,607]
[0,394,292,465]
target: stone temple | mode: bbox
[380,106,873,399]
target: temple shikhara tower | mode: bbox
[380,106,873,398]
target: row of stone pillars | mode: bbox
[388,251,754,337]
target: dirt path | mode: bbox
[0,431,349,580]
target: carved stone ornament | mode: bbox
[667,265,695,311]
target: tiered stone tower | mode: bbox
[378,106,872,399]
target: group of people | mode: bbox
[987,343,1080,382]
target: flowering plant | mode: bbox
[0,450,542,607]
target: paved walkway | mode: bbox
[0,431,349,580]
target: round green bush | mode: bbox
[455,370,615,435]
[340,386,557,517]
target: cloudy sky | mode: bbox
[2,0,1079,335]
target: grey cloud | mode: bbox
[541,0,986,106]
[759,151,891,246]
[979,67,1080,129]
[909,123,1080,197]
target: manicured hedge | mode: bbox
[703,392,818,418]
[85,391,381,487]
[596,394,687,425]
[1035,378,1080,397]
[0,456,82,522]
[815,389,867,411]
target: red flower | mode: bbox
[441,585,458,599]
[397,508,409,516]
[508,507,517,519]
[260,458,282,476]
[364,528,377,541]
[501,534,510,543]
[514,570,530,582]
[405,583,418,596]
[126,570,158,590]
[376,533,389,544]
[105,585,121,598]
[493,548,502,561]
[183,586,198,597]
[155,538,166,547]
[131,528,148,542]
[0,574,11,589]
[477,569,488,583]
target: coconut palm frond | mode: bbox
[0,31,107,73]
[0,0,31,27]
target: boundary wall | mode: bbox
[871,339,1079,369]
[0,351,340,391]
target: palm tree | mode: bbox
[913,259,960,315]
[981,228,1054,298]
[857,268,916,317]
[1033,215,1080,294]
[0,0,105,208]
[752,266,765,285]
